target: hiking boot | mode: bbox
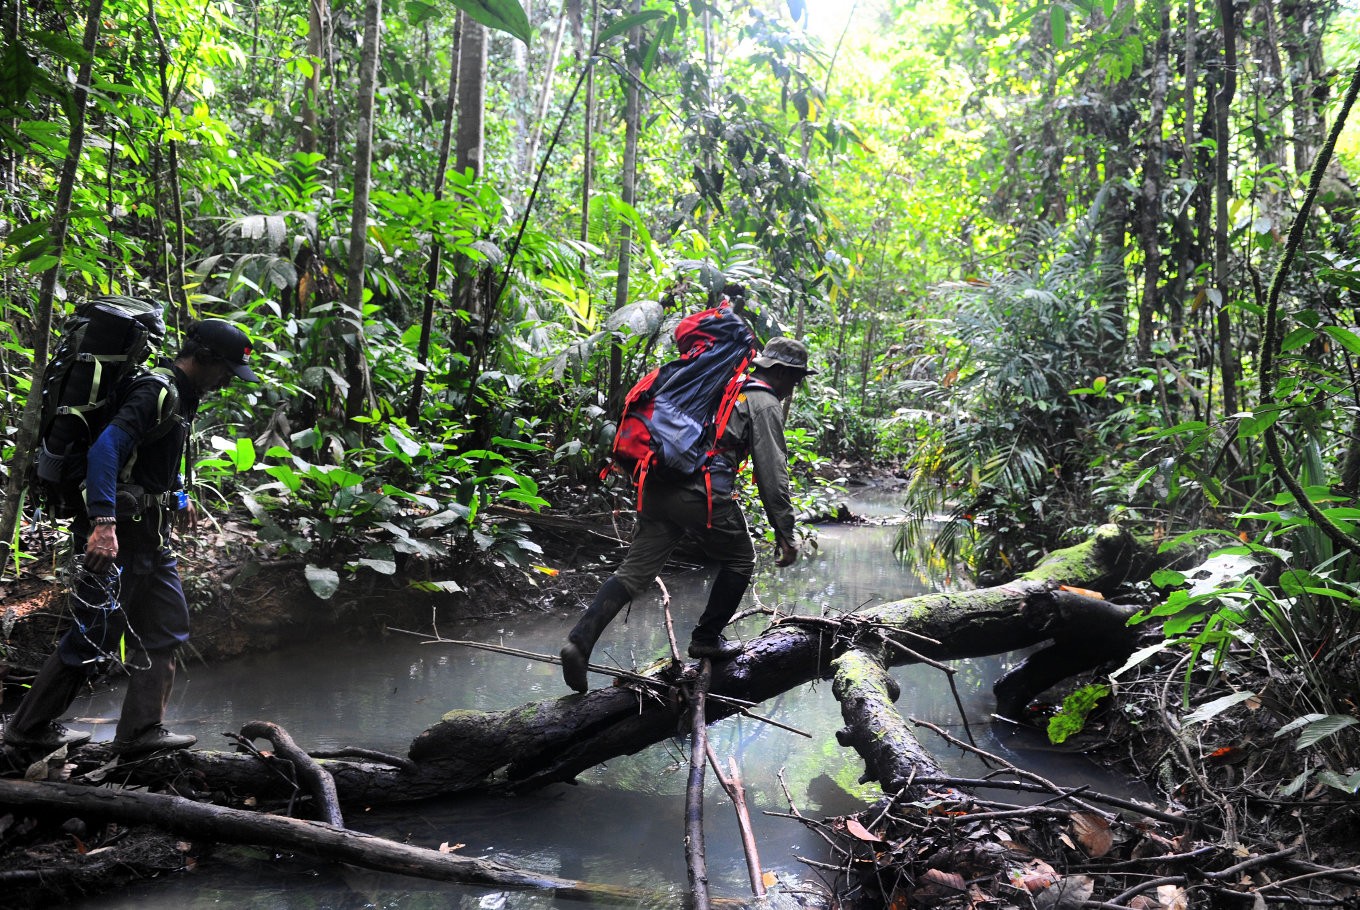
[112,725,196,756]
[560,642,590,694]
[3,721,91,752]
[561,577,631,694]
[687,636,744,661]
[691,569,751,651]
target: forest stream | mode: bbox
[46,490,1142,909]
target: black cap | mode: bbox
[190,318,259,382]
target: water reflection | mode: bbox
[65,491,1136,908]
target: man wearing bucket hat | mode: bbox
[4,318,258,756]
[560,332,817,692]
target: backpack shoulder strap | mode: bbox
[123,367,182,442]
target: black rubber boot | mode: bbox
[3,652,91,751]
[560,577,631,693]
[112,649,196,755]
[688,569,751,660]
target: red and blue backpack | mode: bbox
[604,304,760,521]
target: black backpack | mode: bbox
[33,296,179,518]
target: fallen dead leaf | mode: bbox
[1157,883,1189,909]
[1034,875,1094,910]
[1009,858,1059,892]
[761,871,777,888]
[1071,811,1114,858]
[844,817,882,842]
[920,868,966,891]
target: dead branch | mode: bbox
[0,778,645,903]
[236,720,342,827]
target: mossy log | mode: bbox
[831,646,949,796]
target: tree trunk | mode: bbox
[146,0,187,316]
[407,15,462,425]
[1213,0,1238,418]
[454,15,487,179]
[526,8,568,174]
[300,0,329,158]
[1280,1,1331,175]
[578,0,598,258]
[453,13,488,382]
[609,0,641,402]
[1136,5,1170,361]
[0,0,105,567]
[341,0,382,426]
[1169,0,1198,344]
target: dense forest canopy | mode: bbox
[5,0,1360,795]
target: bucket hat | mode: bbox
[752,336,817,375]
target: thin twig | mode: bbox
[911,719,1113,820]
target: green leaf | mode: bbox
[406,0,440,26]
[228,437,257,472]
[1296,714,1358,750]
[449,0,532,45]
[1279,326,1317,353]
[597,10,667,47]
[1237,408,1282,439]
[1183,691,1256,725]
[1316,769,1360,793]
[1050,5,1067,48]
[1321,325,1360,355]
[349,557,397,576]
[1150,569,1184,588]
[263,464,302,493]
[409,579,464,593]
[305,564,340,600]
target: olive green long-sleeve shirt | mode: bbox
[690,383,797,544]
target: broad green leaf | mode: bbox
[1321,325,1360,355]
[1183,691,1256,725]
[1279,327,1317,352]
[409,579,464,593]
[1275,713,1327,738]
[1316,769,1360,793]
[1296,715,1358,750]
[449,0,532,45]
[227,437,257,472]
[406,0,440,26]
[263,463,302,493]
[598,10,667,46]
[305,564,340,600]
[1050,5,1067,48]
[1150,569,1184,588]
[1110,640,1169,677]
[350,557,397,576]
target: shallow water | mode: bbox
[56,490,1136,908]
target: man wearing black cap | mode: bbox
[560,335,816,693]
[4,318,258,756]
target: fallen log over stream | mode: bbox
[51,523,1187,808]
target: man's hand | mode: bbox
[84,523,119,572]
[174,499,199,532]
[776,537,798,567]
